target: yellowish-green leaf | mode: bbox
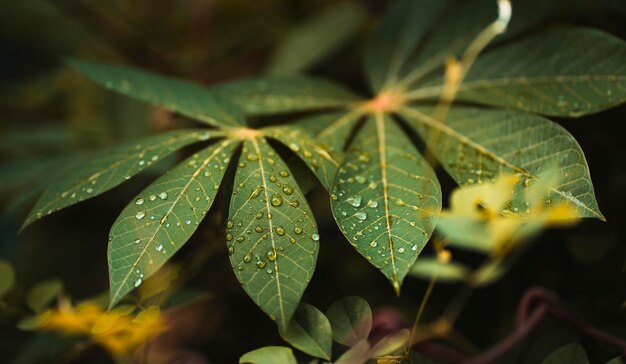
[239,346,297,364]
[279,303,332,360]
[0,260,15,300]
[267,1,366,75]
[334,340,371,364]
[369,328,411,357]
[23,130,216,230]
[326,296,372,347]
[108,139,237,307]
[68,59,245,127]
[408,258,470,283]
[331,114,441,292]
[401,106,603,220]
[228,137,319,330]
[412,28,626,117]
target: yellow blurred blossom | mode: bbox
[36,301,165,357]
[437,172,579,255]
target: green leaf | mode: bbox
[369,328,411,357]
[239,346,297,364]
[215,76,361,115]
[0,260,15,299]
[326,296,372,347]
[68,59,245,127]
[22,130,215,229]
[228,137,319,330]
[398,0,555,91]
[298,110,365,158]
[541,343,589,364]
[279,303,332,360]
[26,279,63,313]
[334,340,371,364]
[331,114,441,292]
[267,1,366,75]
[605,357,624,364]
[401,106,604,219]
[413,28,626,117]
[108,139,237,307]
[264,125,340,191]
[365,0,445,93]
[408,258,470,283]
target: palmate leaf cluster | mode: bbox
[21,0,626,332]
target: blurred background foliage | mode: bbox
[0,0,625,363]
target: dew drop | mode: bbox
[347,195,362,207]
[158,192,168,200]
[267,248,277,261]
[294,227,303,235]
[156,244,164,252]
[134,278,143,287]
[243,251,253,263]
[135,198,145,205]
[355,212,368,221]
[136,212,146,219]
[275,226,286,236]
[270,194,283,206]
[311,233,320,241]
[228,245,235,255]
[133,238,141,244]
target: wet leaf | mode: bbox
[326,296,372,346]
[279,303,332,360]
[401,106,603,219]
[108,139,237,307]
[239,346,297,364]
[68,59,245,127]
[23,130,215,229]
[264,125,340,191]
[228,137,319,330]
[413,28,626,117]
[331,114,441,292]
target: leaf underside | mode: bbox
[228,137,319,329]
[401,106,603,219]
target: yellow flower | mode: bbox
[437,171,579,255]
[37,301,165,357]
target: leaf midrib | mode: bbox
[374,112,399,286]
[250,137,287,328]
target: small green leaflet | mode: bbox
[108,139,237,307]
[401,106,603,219]
[228,137,319,329]
[239,346,297,364]
[23,130,215,229]
[279,303,332,360]
[326,296,372,347]
[215,76,361,115]
[68,60,245,127]
[408,258,469,283]
[411,28,626,117]
[295,110,365,158]
[331,114,441,292]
